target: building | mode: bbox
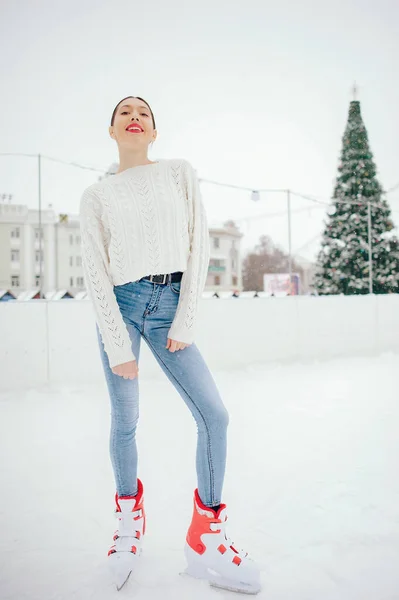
[55,214,84,290]
[207,221,243,291]
[0,201,84,293]
[0,201,243,295]
[0,202,55,291]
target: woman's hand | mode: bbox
[166,338,191,352]
[111,360,139,380]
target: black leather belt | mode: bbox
[142,272,183,285]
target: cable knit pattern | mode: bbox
[79,158,210,369]
[168,162,209,338]
[170,162,188,242]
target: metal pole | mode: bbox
[367,200,373,294]
[38,153,42,299]
[287,189,292,292]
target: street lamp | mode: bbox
[38,153,43,298]
[0,152,44,297]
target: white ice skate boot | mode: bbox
[108,479,146,591]
[183,489,261,595]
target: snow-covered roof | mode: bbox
[49,290,74,300]
[16,290,41,301]
[0,290,17,300]
[44,290,57,300]
[74,291,88,300]
[13,290,75,301]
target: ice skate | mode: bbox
[183,488,261,595]
[108,479,146,591]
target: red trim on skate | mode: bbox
[186,489,227,555]
[194,489,226,516]
[114,479,146,537]
[115,479,144,512]
[218,544,227,554]
[232,555,242,566]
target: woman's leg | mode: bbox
[142,284,229,508]
[96,322,142,497]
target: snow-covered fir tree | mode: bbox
[314,99,399,295]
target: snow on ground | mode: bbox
[1,353,399,600]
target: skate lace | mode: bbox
[115,507,142,519]
[210,519,249,558]
[210,519,232,543]
[115,508,143,534]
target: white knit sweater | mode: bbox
[79,158,210,369]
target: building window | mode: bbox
[35,228,44,240]
[213,237,220,249]
[11,275,20,287]
[76,235,81,244]
[69,256,73,266]
[209,258,226,273]
[35,250,43,263]
[215,275,221,286]
[77,276,84,286]
[11,249,20,262]
[11,228,20,238]
[69,234,73,245]
[35,275,40,286]
[76,256,82,267]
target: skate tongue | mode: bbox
[115,480,144,512]
[218,507,227,520]
[117,497,138,512]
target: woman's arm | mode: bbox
[168,160,210,344]
[79,188,136,368]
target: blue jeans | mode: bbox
[95,277,229,507]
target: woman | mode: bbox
[79,96,261,594]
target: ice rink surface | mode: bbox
[1,353,398,599]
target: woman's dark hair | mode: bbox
[110,96,156,129]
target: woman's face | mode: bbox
[109,97,157,149]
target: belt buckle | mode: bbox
[149,274,168,284]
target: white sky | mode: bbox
[1,0,398,261]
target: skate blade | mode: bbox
[182,566,261,595]
[116,569,132,591]
[210,577,261,595]
[109,553,137,591]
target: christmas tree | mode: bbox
[314,95,399,295]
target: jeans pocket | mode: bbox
[170,280,181,294]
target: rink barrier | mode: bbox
[0,294,398,390]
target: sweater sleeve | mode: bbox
[79,188,136,368]
[168,160,210,344]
